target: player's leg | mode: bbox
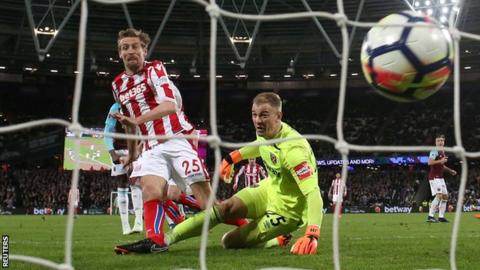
[427,179,441,222]
[332,200,343,218]
[129,177,143,233]
[140,175,169,242]
[222,181,293,249]
[163,199,185,226]
[166,183,268,246]
[438,179,449,222]
[221,212,298,249]
[170,138,247,226]
[428,194,441,222]
[189,181,248,226]
[115,148,171,255]
[75,201,79,215]
[331,194,339,216]
[166,180,201,211]
[111,150,132,234]
[115,173,131,235]
[163,182,186,227]
[178,192,201,210]
[114,175,169,254]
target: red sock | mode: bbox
[178,193,201,210]
[143,199,165,245]
[163,200,185,224]
[224,218,249,227]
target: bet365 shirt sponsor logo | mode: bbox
[119,83,147,103]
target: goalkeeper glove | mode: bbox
[290,225,319,255]
[220,150,243,183]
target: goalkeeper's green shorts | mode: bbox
[234,180,300,247]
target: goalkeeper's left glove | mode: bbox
[290,225,319,255]
[219,150,243,183]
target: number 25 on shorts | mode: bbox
[263,212,287,229]
[181,159,201,176]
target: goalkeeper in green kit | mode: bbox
[165,92,324,255]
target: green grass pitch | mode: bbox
[1,213,479,269]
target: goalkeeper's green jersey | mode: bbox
[240,122,319,221]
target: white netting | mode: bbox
[4,0,480,269]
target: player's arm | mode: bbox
[328,182,333,200]
[233,166,244,191]
[111,112,137,166]
[427,150,447,165]
[124,124,137,166]
[259,166,267,179]
[134,101,176,125]
[112,102,176,127]
[284,145,323,255]
[443,165,457,175]
[104,105,121,163]
[219,144,260,182]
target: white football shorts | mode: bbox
[429,178,448,195]
[332,194,343,203]
[130,138,209,192]
[111,149,129,176]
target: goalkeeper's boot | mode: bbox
[114,238,168,255]
[438,217,449,223]
[426,216,438,223]
[276,233,293,247]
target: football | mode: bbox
[361,11,453,102]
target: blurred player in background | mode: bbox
[164,92,324,255]
[328,172,346,217]
[104,102,143,235]
[427,134,457,223]
[68,186,80,216]
[111,28,246,255]
[232,158,267,192]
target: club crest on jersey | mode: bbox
[294,161,312,181]
[118,83,147,104]
[270,153,277,164]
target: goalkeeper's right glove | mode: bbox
[220,150,243,183]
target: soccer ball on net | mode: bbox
[360,10,453,102]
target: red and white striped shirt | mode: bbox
[112,60,193,150]
[233,163,267,190]
[330,177,347,197]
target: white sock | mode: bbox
[130,185,143,229]
[429,196,440,217]
[439,200,447,218]
[117,187,131,233]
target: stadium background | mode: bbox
[0,0,480,269]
